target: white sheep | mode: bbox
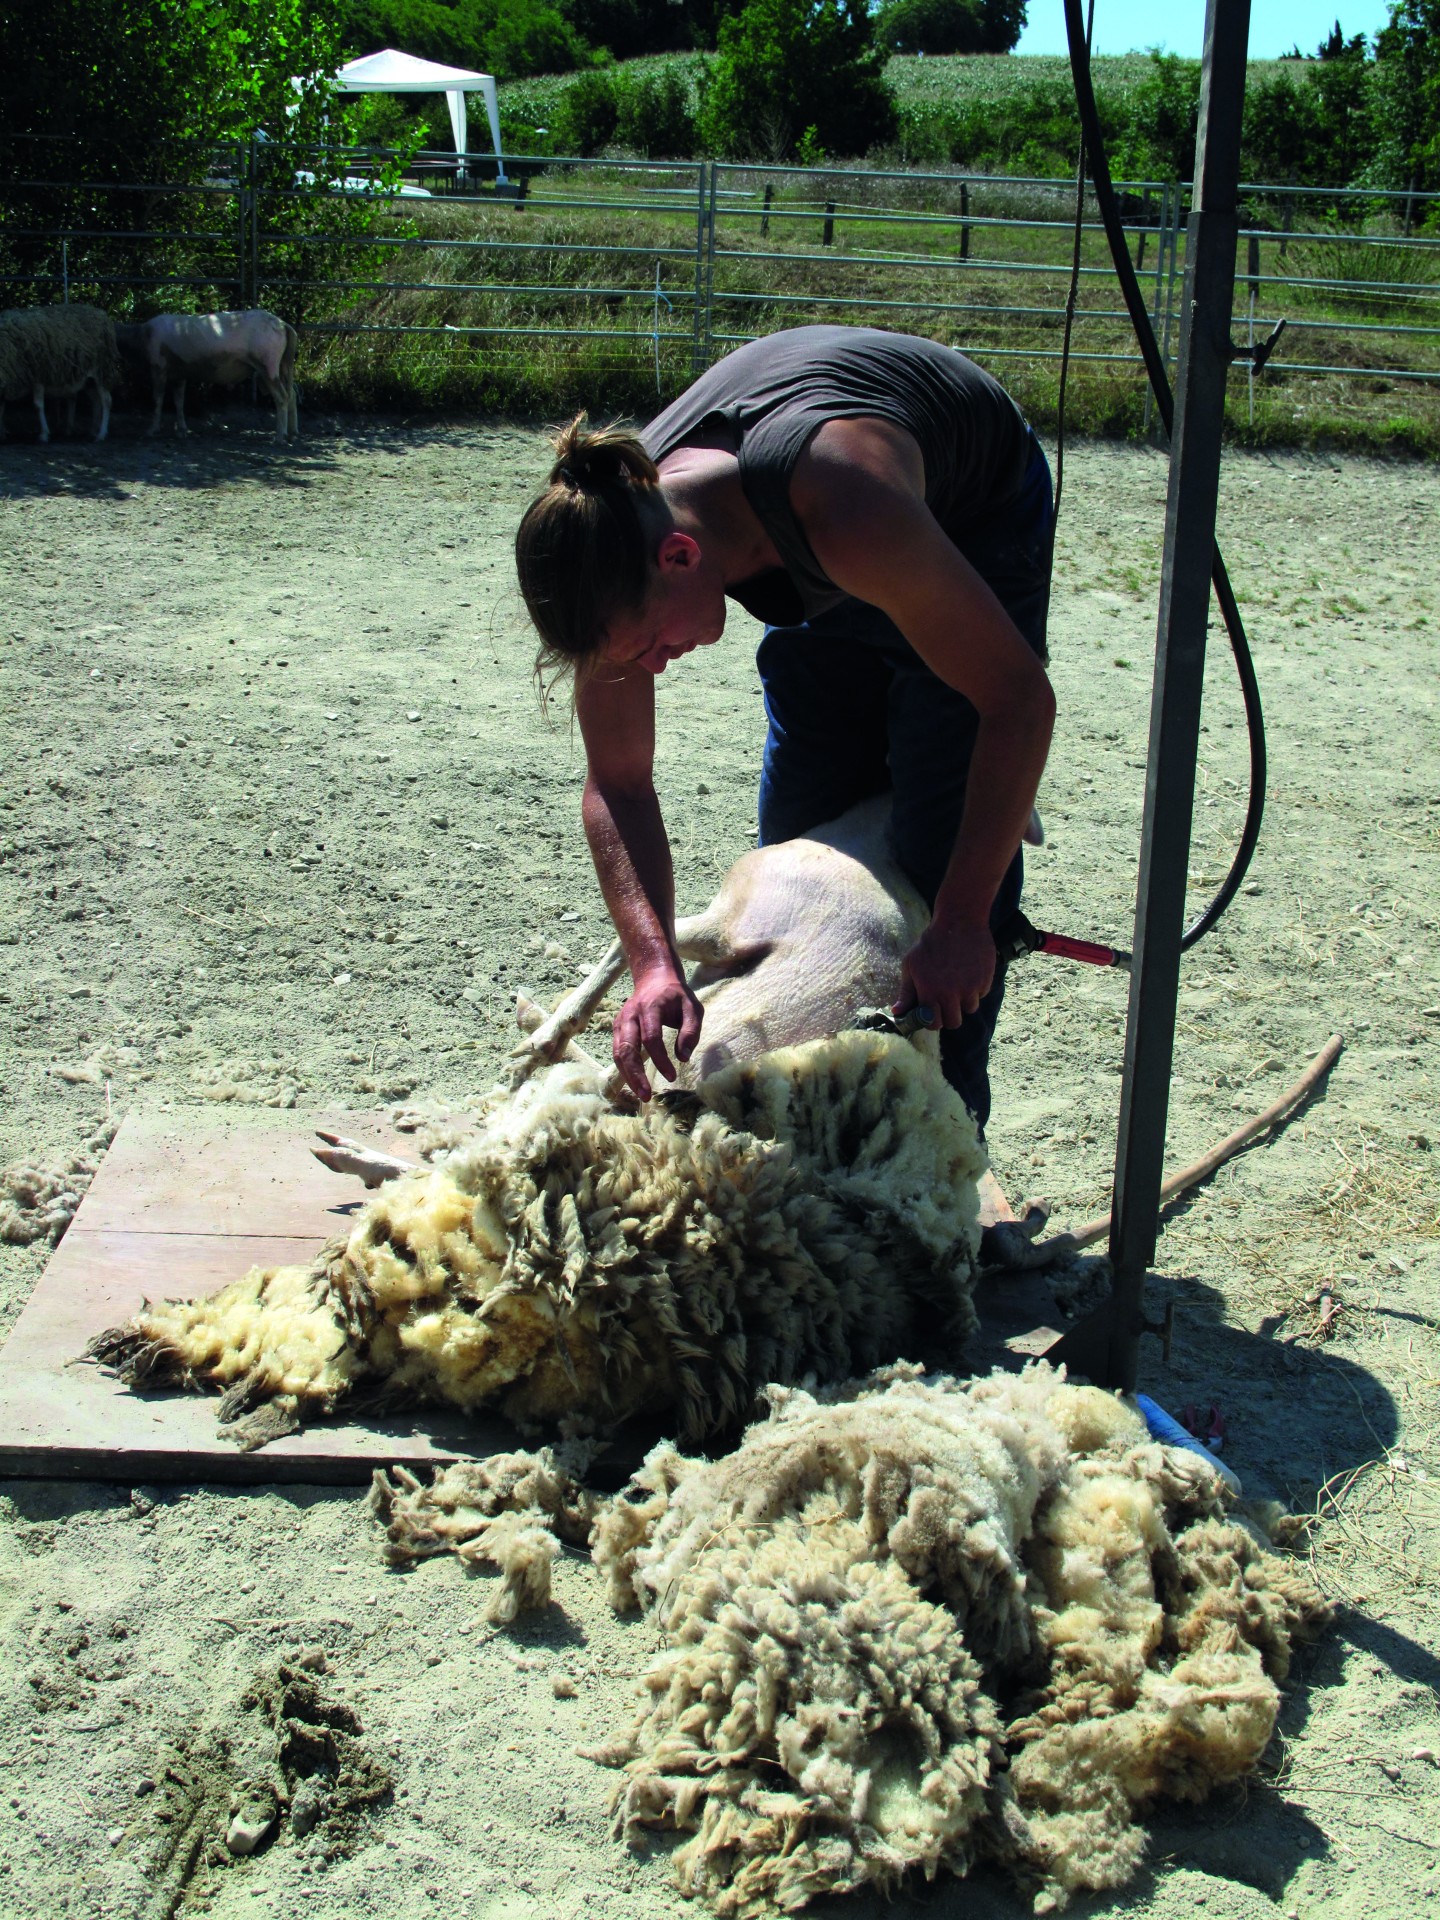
[114,308,299,444]
[0,304,119,444]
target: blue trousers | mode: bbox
[756,434,1054,1132]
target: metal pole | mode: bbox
[690,162,708,378]
[1105,0,1250,1390]
[1142,181,1170,435]
[702,161,718,368]
[248,135,259,309]
[1160,181,1183,402]
[1247,232,1259,425]
[237,143,248,307]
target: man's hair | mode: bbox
[515,413,664,687]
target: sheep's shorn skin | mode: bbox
[90,1031,986,1445]
[375,1364,1330,1917]
[0,304,119,442]
[114,308,298,443]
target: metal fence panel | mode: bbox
[2,136,1437,412]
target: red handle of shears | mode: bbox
[1036,930,1129,969]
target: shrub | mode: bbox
[1374,0,1440,192]
[698,0,897,159]
[617,66,698,155]
[562,0,691,57]
[484,1,594,77]
[342,0,594,80]
[554,69,621,153]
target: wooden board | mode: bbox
[0,1109,1068,1483]
[0,1110,516,1484]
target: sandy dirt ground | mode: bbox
[1,409,1437,1920]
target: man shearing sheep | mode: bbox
[514,325,1055,1130]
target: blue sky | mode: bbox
[1014,0,1396,59]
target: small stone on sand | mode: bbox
[226,1810,274,1856]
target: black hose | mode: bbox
[1052,0,1093,530]
[1062,0,1266,949]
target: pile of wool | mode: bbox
[0,1121,116,1246]
[90,1031,986,1447]
[373,1362,1330,1917]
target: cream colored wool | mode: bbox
[0,304,120,421]
[0,1122,116,1247]
[572,1363,1330,1917]
[90,1032,985,1446]
[367,1363,1330,1915]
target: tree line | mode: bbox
[0,0,1435,193]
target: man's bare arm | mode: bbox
[793,419,1056,1021]
[575,669,703,1092]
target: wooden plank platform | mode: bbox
[0,1109,513,1484]
[0,1109,1068,1484]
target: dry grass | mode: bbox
[1305,1131,1440,1245]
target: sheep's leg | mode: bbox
[286,380,299,440]
[147,366,166,436]
[32,383,49,445]
[311,1130,417,1188]
[262,371,288,445]
[514,992,603,1071]
[676,909,773,991]
[92,377,111,444]
[172,379,188,437]
[509,909,741,1089]
[977,1170,1053,1268]
[508,939,628,1087]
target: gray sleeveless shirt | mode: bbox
[641,326,1031,625]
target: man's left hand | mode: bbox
[894,920,996,1029]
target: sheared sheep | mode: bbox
[0,303,119,443]
[478,794,1028,1238]
[372,1361,1331,1917]
[90,1029,987,1448]
[114,308,298,443]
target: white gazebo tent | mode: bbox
[333,49,507,184]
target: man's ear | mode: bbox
[655,530,702,574]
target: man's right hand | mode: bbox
[613,963,704,1099]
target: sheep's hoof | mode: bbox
[312,1131,416,1188]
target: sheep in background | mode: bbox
[373,1362,1331,1917]
[0,304,119,443]
[90,1030,987,1449]
[114,308,298,444]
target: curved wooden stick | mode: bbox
[1017,1033,1344,1265]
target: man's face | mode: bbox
[600,562,726,676]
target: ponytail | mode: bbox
[515,414,664,684]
